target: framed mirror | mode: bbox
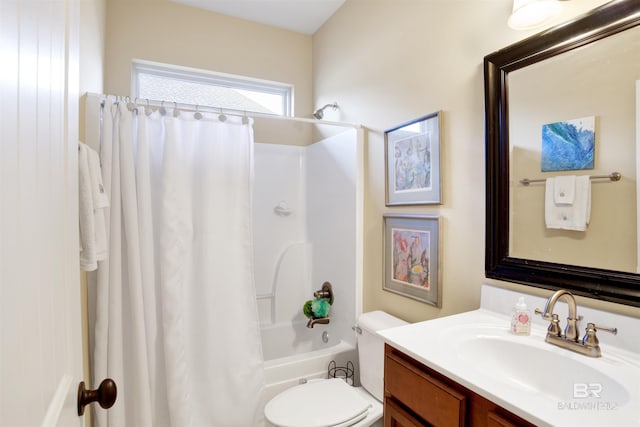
[484,0,640,307]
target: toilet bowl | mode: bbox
[264,311,407,427]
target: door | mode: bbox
[0,0,84,426]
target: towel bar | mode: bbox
[519,172,621,186]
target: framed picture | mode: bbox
[383,214,440,307]
[541,116,595,171]
[385,112,442,206]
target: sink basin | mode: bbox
[379,309,640,427]
[456,335,630,404]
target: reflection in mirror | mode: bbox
[508,24,640,273]
[484,0,640,307]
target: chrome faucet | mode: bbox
[535,290,617,357]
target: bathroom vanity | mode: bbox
[379,285,640,427]
[384,344,533,426]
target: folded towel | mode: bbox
[79,143,109,271]
[545,175,591,231]
[79,144,97,270]
[87,147,109,262]
[553,175,575,205]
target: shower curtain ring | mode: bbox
[144,99,152,116]
[194,105,203,120]
[125,96,136,113]
[159,100,167,116]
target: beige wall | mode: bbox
[79,0,106,141]
[104,0,315,145]
[104,0,313,119]
[313,0,640,322]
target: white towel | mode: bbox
[79,144,96,270]
[553,175,575,204]
[79,143,109,271]
[545,175,591,231]
[87,147,109,261]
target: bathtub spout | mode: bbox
[307,317,330,328]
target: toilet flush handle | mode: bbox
[352,325,362,334]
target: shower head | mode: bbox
[312,102,339,119]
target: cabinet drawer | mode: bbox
[487,410,524,427]
[384,398,430,427]
[385,351,466,426]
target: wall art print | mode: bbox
[385,112,441,205]
[383,214,440,307]
[541,116,595,172]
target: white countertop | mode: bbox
[379,286,640,427]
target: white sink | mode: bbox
[379,309,640,427]
[456,333,630,404]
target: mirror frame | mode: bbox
[484,0,640,307]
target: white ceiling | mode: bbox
[170,0,347,35]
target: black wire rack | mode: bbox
[328,360,354,385]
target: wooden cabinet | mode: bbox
[384,345,535,427]
[384,399,428,427]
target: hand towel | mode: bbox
[545,175,591,231]
[79,143,109,270]
[87,146,109,262]
[79,144,97,270]
[553,175,575,204]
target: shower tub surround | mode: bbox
[253,129,364,406]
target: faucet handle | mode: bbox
[548,314,562,337]
[534,308,562,336]
[582,322,618,347]
[591,323,617,335]
[534,308,549,319]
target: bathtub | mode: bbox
[260,320,357,404]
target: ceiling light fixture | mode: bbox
[508,0,563,30]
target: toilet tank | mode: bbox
[357,311,408,402]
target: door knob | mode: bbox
[77,378,117,416]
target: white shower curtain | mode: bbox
[92,100,265,427]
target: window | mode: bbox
[131,60,293,116]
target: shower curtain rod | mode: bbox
[86,92,361,129]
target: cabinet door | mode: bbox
[384,399,431,427]
[487,410,523,427]
[385,351,466,426]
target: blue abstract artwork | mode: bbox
[541,116,595,172]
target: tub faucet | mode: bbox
[535,289,617,357]
[306,317,329,328]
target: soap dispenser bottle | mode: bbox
[511,297,531,335]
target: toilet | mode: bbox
[264,311,408,427]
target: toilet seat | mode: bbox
[265,378,372,427]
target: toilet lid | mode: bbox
[265,379,371,427]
